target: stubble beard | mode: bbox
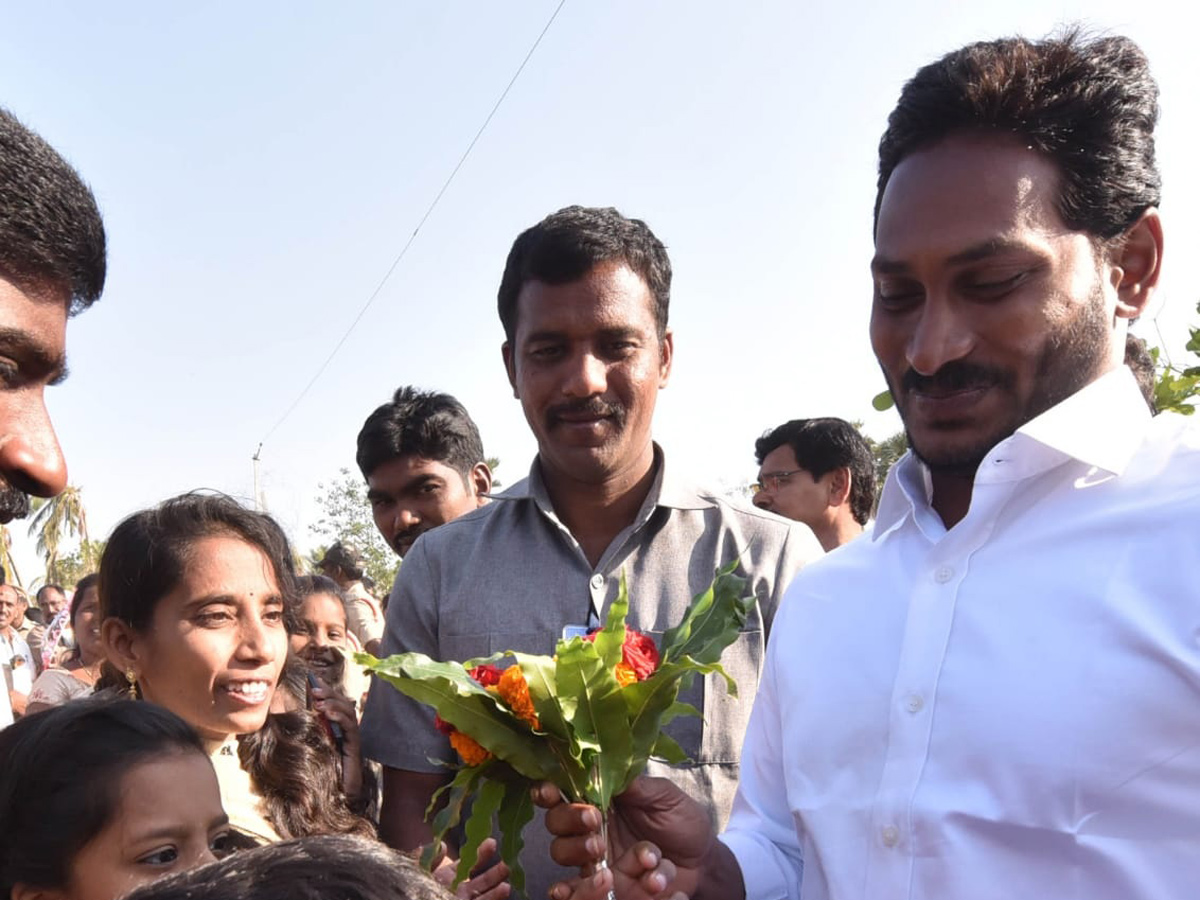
[898,283,1114,478]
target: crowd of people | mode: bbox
[0,24,1197,900]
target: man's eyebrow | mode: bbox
[871,239,1036,275]
[0,327,68,384]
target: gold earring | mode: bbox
[125,669,139,700]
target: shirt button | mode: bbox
[905,694,924,714]
[589,574,604,590]
[934,566,954,584]
[881,825,900,847]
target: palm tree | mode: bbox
[27,485,90,584]
[0,524,22,587]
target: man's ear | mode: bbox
[502,342,518,398]
[101,617,140,678]
[658,330,674,388]
[825,467,852,508]
[1111,208,1163,320]
[471,462,493,503]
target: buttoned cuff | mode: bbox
[719,831,801,900]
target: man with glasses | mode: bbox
[751,418,875,552]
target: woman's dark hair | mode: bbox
[124,834,454,900]
[238,707,375,840]
[69,572,99,624]
[99,492,299,634]
[0,698,205,897]
[875,29,1160,248]
[497,205,672,343]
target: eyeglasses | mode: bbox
[750,469,803,495]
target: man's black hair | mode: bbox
[497,205,671,343]
[755,418,876,526]
[356,386,485,483]
[875,29,1160,249]
[0,106,106,311]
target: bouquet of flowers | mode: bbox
[358,562,754,893]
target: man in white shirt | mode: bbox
[540,30,1200,900]
[0,585,35,717]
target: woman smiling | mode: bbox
[99,493,298,844]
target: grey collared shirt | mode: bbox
[361,449,821,897]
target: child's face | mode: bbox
[62,751,231,900]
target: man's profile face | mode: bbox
[870,132,1120,473]
[752,444,829,528]
[367,455,485,557]
[503,260,672,487]
[0,275,70,521]
[40,586,67,618]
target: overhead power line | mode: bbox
[257,0,569,450]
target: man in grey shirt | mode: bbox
[360,205,821,898]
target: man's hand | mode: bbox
[535,776,719,899]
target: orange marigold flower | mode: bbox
[614,662,638,687]
[497,665,540,730]
[449,730,492,766]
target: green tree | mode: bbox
[863,430,908,505]
[28,485,91,585]
[54,539,106,589]
[1151,301,1200,415]
[310,468,396,595]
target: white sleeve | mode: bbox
[719,597,804,900]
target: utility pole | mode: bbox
[252,444,263,512]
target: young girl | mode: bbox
[0,697,234,900]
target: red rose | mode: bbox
[621,630,660,681]
[434,714,455,735]
[468,664,503,687]
[584,628,660,682]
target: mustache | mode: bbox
[546,398,625,427]
[393,526,428,553]
[901,361,1013,396]
[0,487,31,524]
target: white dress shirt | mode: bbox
[722,366,1200,900]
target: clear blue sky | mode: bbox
[1,1,1195,581]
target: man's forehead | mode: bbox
[368,455,460,489]
[514,262,656,335]
[874,133,1066,262]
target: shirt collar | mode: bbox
[500,443,715,515]
[873,365,1151,540]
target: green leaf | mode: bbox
[419,764,486,870]
[554,639,632,809]
[590,573,629,672]
[650,730,689,764]
[358,652,562,780]
[456,778,507,886]
[660,700,702,726]
[497,778,537,895]
[659,564,755,667]
[872,389,895,411]
[512,651,590,797]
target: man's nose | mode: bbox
[0,393,68,498]
[563,351,607,397]
[906,299,975,376]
